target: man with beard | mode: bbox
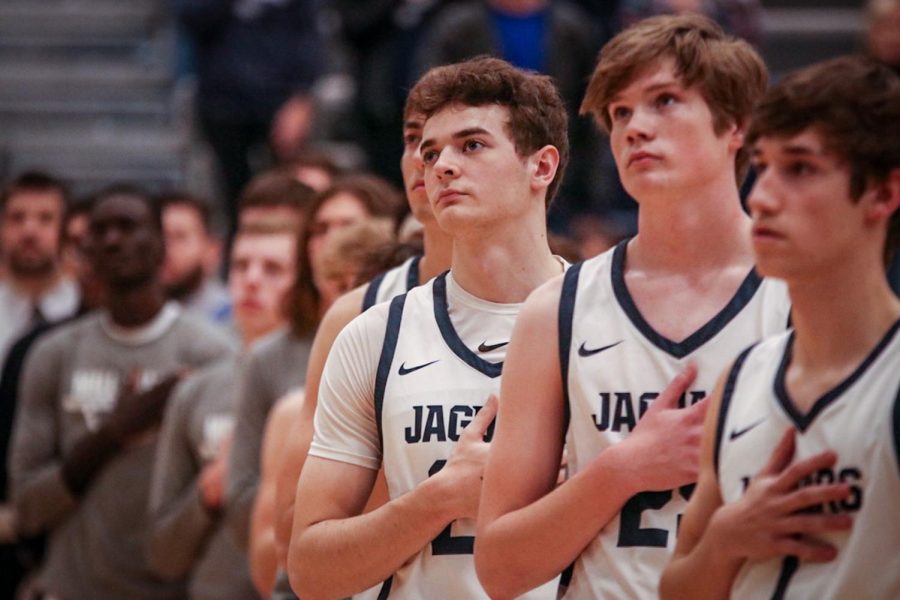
[159,193,231,324]
[0,172,79,367]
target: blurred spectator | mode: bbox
[867,0,900,74]
[148,219,297,600]
[247,224,401,597]
[237,170,317,233]
[8,186,234,600]
[277,150,343,192]
[225,172,405,553]
[0,173,79,368]
[328,0,457,186]
[160,193,231,324]
[0,191,110,600]
[174,0,326,235]
[315,219,396,306]
[413,0,607,232]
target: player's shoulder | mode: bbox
[28,311,100,357]
[320,285,367,335]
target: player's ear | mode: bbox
[529,145,560,192]
[863,168,900,225]
[726,119,746,154]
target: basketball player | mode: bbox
[475,15,791,599]
[253,102,454,599]
[660,55,900,599]
[288,56,568,599]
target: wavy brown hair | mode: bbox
[285,174,407,337]
[580,14,767,184]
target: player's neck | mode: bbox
[105,281,168,328]
[789,255,900,371]
[419,223,453,281]
[450,212,560,303]
[631,187,753,273]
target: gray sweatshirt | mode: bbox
[9,304,235,600]
[148,355,258,600]
[225,327,311,548]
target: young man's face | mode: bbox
[748,128,879,280]
[1,189,64,278]
[606,59,740,200]
[87,195,163,290]
[420,103,535,233]
[400,113,432,225]
[160,204,214,295]
[229,232,296,342]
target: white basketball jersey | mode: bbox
[561,242,791,599]
[717,322,900,600]
[371,272,559,599]
[362,255,422,311]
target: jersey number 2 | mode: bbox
[428,460,474,555]
[617,484,695,547]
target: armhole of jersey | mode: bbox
[406,255,422,290]
[362,273,387,312]
[714,343,756,481]
[374,294,406,451]
[558,261,582,435]
[892,382,900,477]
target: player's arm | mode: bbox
[9,337,77,534]
[476,277,705,598]
[147,378,218,580]
[224,349,270,549]
[249,390,304,597]
[273,286,364,559]
[660,367,854,599]
[287,311,496,598]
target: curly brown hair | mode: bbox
[405,56,569,206]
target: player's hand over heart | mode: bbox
[620,363,706,491]
[708,428,852,563]
[440,394,498,521]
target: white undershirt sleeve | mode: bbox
[309,304,388,471]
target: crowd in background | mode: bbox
[0,0,897,599]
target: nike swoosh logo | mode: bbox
[398,360,439,376]
[729,417,767,441]
[477,341,509,353]
[578,340,623,357]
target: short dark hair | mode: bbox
[237,171,316,214]
[1,171,70,213]
[747,54,900,263]
[581,14,768,183]
[158,191,214,234]
[92,184,163,233]
[405,56,570,205]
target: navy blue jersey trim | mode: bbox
[376,575,393,599]
[611,240,763,358]
[406,255,422,290]
[770,556,799,600]
[363,272,388,311]
[374,294,407,449]
[775,319,900,432]
[714,344,756,479]
[558,261,582,436]
[432,272,503,378]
